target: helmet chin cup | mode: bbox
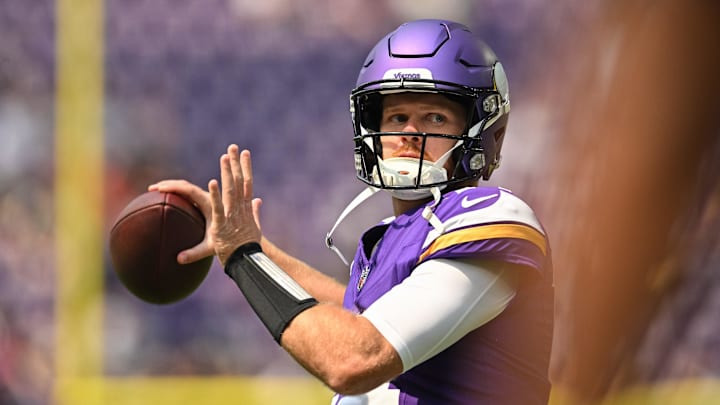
[372,157,448,200]
[387,188,435,201]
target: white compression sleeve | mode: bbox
[360,258,517,372]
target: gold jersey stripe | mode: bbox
[419,223,548,262]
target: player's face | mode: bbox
[379,93,466,168]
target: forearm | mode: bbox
[281,303,403,395]
[260,237,346,304]
[224,243,402,395]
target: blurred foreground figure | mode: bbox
[549,0,720,403]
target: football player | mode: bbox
[151,19,554,404]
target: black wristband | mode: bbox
[224,242,318,343]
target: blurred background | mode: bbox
[1,0,719,404]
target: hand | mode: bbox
[208,144,263,265]
[147,145,263,266]
[148,179,216,265]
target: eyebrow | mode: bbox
[383,103,456,114]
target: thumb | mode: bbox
[177,241,215,265]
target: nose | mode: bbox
[400,120,422,144]
[400,133,422,145]
[401,118,421,134]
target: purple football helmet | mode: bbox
[351,19,510,195]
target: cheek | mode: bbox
[426,138,457,160]
[379,137,402,157]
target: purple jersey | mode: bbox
[342,186,554,404]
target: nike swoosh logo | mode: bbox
[460,194,498,209]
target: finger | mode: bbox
[219,153,234,213]
[148,179,193,192]
[208,178,225,229]
[240,149,254,200]
[177,244,215,265]
[148,180,212,219]
[252,197,263,230]
[228,144,245,200]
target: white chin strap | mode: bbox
[325,142,460,265]
[324,185,445,266]
[325,186,379,266]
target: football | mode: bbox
[109,191,213,304]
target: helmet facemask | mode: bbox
[351,83,505,199]
[365,130,463,200]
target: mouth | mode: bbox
[393,151,423,159]
[391,147,433,161]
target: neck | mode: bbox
[391,195,433,216]
[390,180,480,216]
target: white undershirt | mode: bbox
[332,258,517,404]
[361,258,517,371]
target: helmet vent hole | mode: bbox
[494,128,505,142]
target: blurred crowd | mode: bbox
[2,0,719,404]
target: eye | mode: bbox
[380,113,408,130]
[389,114,408,124]
[427,113,446,124]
